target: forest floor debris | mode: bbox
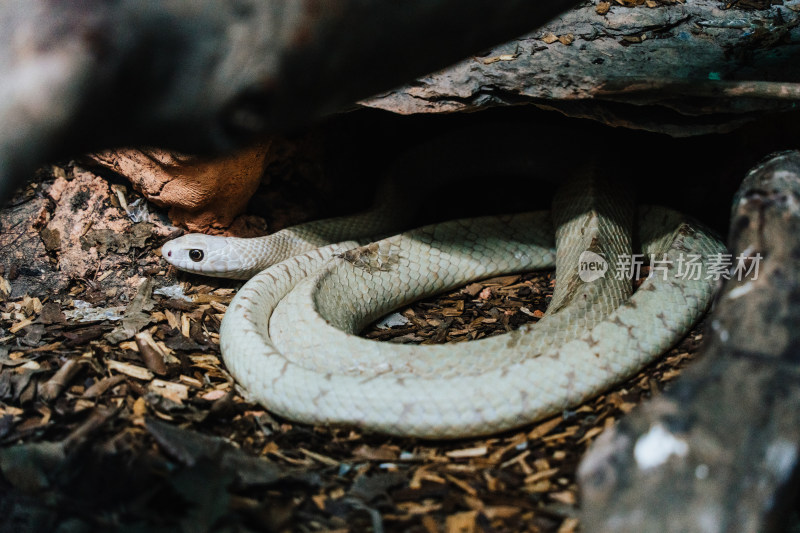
[0,167,706,531]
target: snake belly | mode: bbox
[214,176,725,438]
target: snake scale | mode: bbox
[162,172,724,438]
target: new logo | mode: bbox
[578,251,607,282]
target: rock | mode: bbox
[87,142,271,233]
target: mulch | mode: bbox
[0,224,706,533]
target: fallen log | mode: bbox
[578,150,800,533]
[0,0,579,201]
[362,0,800,136]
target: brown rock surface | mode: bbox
[87,141,271,234]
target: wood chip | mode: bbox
[481,53,518,65]
[178,374,203,388]
[164,308,180,330]
[82,374,126,398]
[149,379,189,403]
[300,448,339,466]
[481,275,521,287]
[525,480,551,492]
[578,426,605,444]
[421,515,440,533]
[189,354,220,365]
[445,510,478,533]
[528,416,563,440]
[558,34,575,45]
[134,330,168,375]
[181,314,191,338]
[499,450,531,471]
[524,467,559,484]
[444,474,478,497]
[446,446,488,459]
[9,316,34,334]
[201,389,227,401]
[106,359,154,381]
[132,396,147,416]
[463,283,484,297]
[541,32,559,44]
[22,341,64,353]
[551,491,577,505]
[39,359,83,401]
[557,517,581,533]
[353,444,400,461]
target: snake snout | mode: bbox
[160,240,177,261]
[162,234,235,274]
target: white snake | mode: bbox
[162,173,724,438]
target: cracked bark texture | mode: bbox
[577,150,800,533]
[361,0,800,136]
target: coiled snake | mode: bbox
[162,172,724,438]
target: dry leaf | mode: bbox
[541,32,559,44]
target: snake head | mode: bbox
[161,234,249,278]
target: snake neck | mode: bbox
[547,171,635,318]
[220,230,327,279]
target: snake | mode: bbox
[161,172,725,438]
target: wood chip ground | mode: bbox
[0,205,706,532]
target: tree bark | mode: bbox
[362,0,800,137]
[578,151,800,533]
[0,0,579,201]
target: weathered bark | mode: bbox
[0,165,175,299]
[578,151,800,533]
[362,0,800,136]
[0,0,579,201]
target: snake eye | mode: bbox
[189,249,204,262]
